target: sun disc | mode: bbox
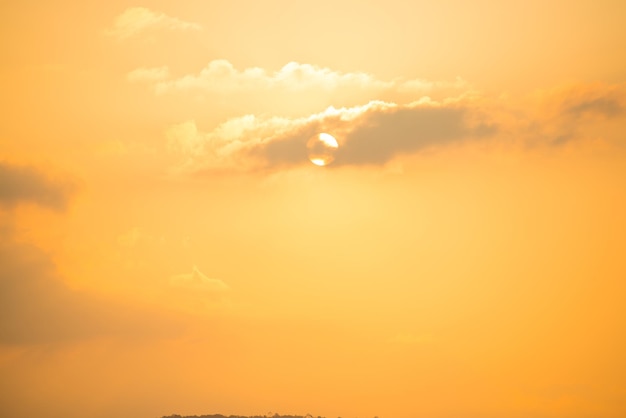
[306,133,338,166]
[318,132,339,148]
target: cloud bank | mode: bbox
[166,97,495,172]
[105,7,202,40]
[162,81,626,173]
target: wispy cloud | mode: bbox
[105,7,202,40]
[167,266,231,313]
[559,83,625,119]
[524,83,626,145]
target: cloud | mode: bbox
[127,66,170,83]
[560,84,625,119]
[167,266,230,313]
[0,229,183,345]
[105,7,202,40]
[165,114,297,170]
[166,96,496,172]
[149,65,623,174]
[170,266,229,293]
[323,102,494,166]
[129,59,466,97]
[151,60,388,94]
[525,83,626,145]
[0,162,76,211]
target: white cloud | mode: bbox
[152,60,391,94]
[105,7,202,40]
[165,111,310,170]
[127,59,466,96]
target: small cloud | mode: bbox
[0,162,76,211]
[170,266,229,293]
[105,7,202,40]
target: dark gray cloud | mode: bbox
[335,106,495,166]
[0,162,76,211]
[253,102,497,169]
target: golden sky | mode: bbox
[1,1,626,417]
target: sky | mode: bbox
[1,1,626,417]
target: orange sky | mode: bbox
[1,1,626,418]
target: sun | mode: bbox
[306,133,339,166]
